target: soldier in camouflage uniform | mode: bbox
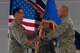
[41,5,76,53]
[9,8,39,53]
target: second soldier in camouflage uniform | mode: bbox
[42,5,75,53]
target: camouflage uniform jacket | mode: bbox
[42,16,75,53]
[37,27,56,53]
[9,20,38,53]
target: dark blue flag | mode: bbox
[43,0,62,26]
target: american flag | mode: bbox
[9,0,45,33]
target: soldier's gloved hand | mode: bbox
[32,45,37,49]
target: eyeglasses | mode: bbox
[18,12,24,14]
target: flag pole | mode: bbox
[26,0,44,14]
[34,27,43,53]
[26,0,34,5]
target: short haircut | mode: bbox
[61,5,69,12]
[13,8,22,16]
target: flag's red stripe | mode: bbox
[27,39,34,43]
[9,18,35,27]
[34,3,44,14]
[21,21,35,27]
[9,18,14,22]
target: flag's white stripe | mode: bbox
[22,24,35,31]
[9,15,14,19]
[37,4,45,11]
[9,15,35,23]
[23,19,35,23]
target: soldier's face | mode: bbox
[58,7,68,18]
[58,7,63,18]
[17,9,24,21]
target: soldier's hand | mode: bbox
[33,45,37,49]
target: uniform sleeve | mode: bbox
[27,29,39,39]
[52,20,68,37]
[10,26,38,48]
[42,20,69,41]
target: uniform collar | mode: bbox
[62,15,69,20]
[14,20,21,25]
